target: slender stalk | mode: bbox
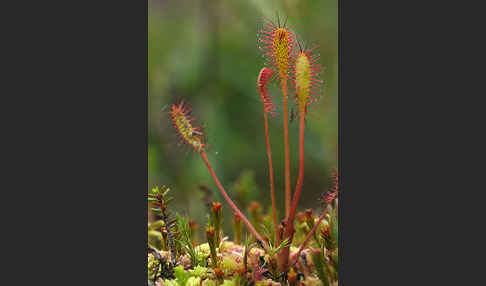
[233,213,242,244]
[290,207,328,269]
[206,227,218,268]
[278,111,306,271]
[288,113,306,222]
[281,77,291,219]
[200,150,268,251]
[263,111,279,244]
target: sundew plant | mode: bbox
[148,15,338,286]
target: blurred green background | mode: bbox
[149,0,338,237]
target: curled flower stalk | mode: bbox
[169,101,268,251]
[257,67,279,244]
[259,16,295,218]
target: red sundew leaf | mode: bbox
[258,16,296,82]
[169,100,206,153]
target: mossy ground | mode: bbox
[149,241,334,286]
[148,207,338,286]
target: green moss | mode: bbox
[186,277,201,286]
[221,280,235,286]
[219,241,233,252]
[293,222,310,246]
[148,230,164,250]
[164,279,180,286]
[233,274,241,286]
[190,266,210,278]
[202,279,217,286]
[148,254,160,281]
[304,277,324,286]
[196,243,211,256]
[255,280,275,286]
[221,256,238,275]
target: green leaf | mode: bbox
[276,238,290,251]
[174,265,190,286]
[151,208,162,213]
[149,220,165,230]
[162,187,171,197]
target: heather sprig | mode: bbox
[149,185,177,263]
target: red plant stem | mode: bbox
[200,150,268,251]
[278,111,306,271]
[289,207,328,269]
[281,77,291,219]
[263,112,279,244]
[288,112,306,223]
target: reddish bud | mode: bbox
[296,212,306,223]
[304,209,314,220]
[249,201,262,213]
[206,226,215,237]
[288,267,297,286]
[188,219,199,231]
[212,202,222,213]
[214,268,224,279]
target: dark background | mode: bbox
[149,0,338,236]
